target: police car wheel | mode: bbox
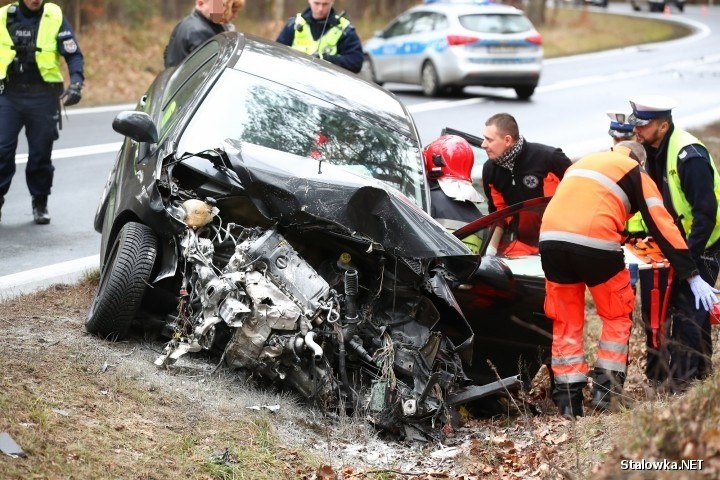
[85,222,158,341]
[421,61,440,97]
[514,86,536,100]
[361,55,382,86]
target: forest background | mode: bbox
[0,0,691,105]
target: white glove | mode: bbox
[485,245,497,257]
[688,275,720,311]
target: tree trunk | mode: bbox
[526,0,546,26]
[272,0,284,22]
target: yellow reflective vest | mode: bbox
[291,14,350,57]
[0,2,64,82]
[434,218,482,254]
[666,129,720,248]
[628,131,720,248]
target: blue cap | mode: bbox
[628,95,676,126]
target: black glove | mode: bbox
[62,82,82,106]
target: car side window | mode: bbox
[433,13,449,31]
[159,41,220,138]
[411,13,435,34]
[383,13,417,38]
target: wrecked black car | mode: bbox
[87,32,552,440]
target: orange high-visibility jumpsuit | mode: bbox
[539,146,697,393]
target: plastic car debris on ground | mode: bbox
[0,432,26,458]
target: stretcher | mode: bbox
[498,238,676,347]
[624,239,673,348]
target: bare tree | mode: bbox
[272,0,284,22]
[525,0,547,25]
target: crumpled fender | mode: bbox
[429,269,474,365]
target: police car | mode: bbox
[362,0,542,99]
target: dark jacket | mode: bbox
[5,1,83,86]
[275,7,363,73]
[429,182,483,225]
[164,9,226,68]
[644,124,719,261]
[482,141,571,213]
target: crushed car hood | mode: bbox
[219,141,471,259]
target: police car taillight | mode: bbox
[526,34,542,46]
[447,35,479,46]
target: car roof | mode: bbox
[410,3,527,15]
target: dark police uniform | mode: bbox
[0,0,84,224]
[276,7,363,73]
[642,124,719,388]
[628,95,720,390]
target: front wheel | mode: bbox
[421,62,441,97]
[85,222,158,340]
[361,55,383,86]
[514,86,536,100]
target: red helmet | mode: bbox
[423,135,474,181]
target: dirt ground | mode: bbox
[2,277,719,479]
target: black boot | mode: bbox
[32,195,50,225]
[590,368,626,411]
[0,196,4,222]
[553,382,585,419]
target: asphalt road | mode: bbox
[1,4,719,298]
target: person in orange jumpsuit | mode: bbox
[539,141,718,418]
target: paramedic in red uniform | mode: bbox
[539,141,718,418]
[481,113,571,256]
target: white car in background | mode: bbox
[362,1,543,99]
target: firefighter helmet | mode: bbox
[423,134,474,181]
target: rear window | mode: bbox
[459,14,533,34]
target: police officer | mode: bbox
[0,0,83,225]
[540,141,718,418]
[276,0,363,74]
[629,95,720,392]
[423,134,484,253]
[164,0,242,69]
[607,111,636,145]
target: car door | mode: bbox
[402,12,447,84]
[450,197,552,386]
[366,12,421,83]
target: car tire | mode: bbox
[446,86,465,96]
[361,55,383,86]
[514,86,536,100]
[421,61,441,97]
[85,221,158,340]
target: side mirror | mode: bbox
[112,111,159,144]
[373,30,385,39]
[473,255,515,291]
